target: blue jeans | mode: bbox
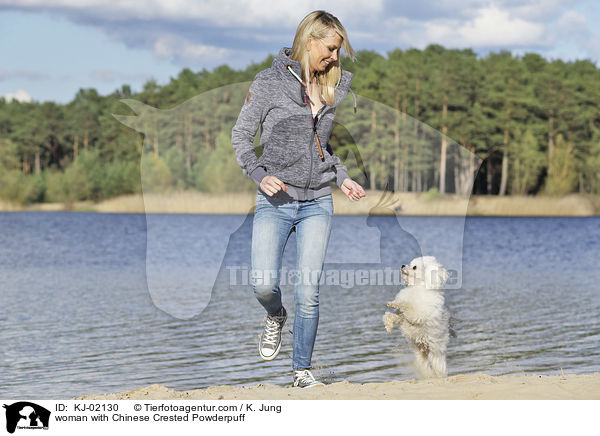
[251,191,333,370]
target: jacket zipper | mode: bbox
[294,70,329,199]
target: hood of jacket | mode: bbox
[271,47,355,110]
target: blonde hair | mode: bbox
[290,10,355,106]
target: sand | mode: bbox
[2,191,599,216]
[75,372,600,400]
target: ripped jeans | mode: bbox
[251,191,333,370]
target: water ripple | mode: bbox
[0,213,598,398]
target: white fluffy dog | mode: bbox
[383,256,450,378]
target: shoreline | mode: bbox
[75,372,600,400]
[1,191,599,216]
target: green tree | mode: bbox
[480,51,533,195]
[508,128,544,194]
[544,134,577,195]
[141,153,173,193]
[197,131,252,193]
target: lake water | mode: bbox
[1,210,599,399]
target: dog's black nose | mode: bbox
[401,265,406,268]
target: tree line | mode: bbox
[1,44,599,206]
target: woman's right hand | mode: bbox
[259,175,287,196]
[341,178,366,201]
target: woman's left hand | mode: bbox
[341,178,366,201]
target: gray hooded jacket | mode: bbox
[231,47,354,201]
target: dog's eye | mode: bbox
[412,265,417,270]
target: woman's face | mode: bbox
[307,29,342,74]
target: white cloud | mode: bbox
[552,9,599,62]
[1,0,597,67]
[0,0,383,69]
[152,34,231,65]
[425,6,546,48]
[557,9,588,32]
[0,0,382,28]
[3,89,33,102]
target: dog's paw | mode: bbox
[382,312,397,333]
[386,301,402,310]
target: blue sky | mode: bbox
[1,0,599,104]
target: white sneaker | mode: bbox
[258,307,287,361]
[293,369,325,388]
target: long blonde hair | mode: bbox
[290,10,355,106]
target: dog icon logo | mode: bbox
[3,402,50,434]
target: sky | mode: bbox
[1,0,600,104]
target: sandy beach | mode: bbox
[75,372,600,400]
[2,191,599,216]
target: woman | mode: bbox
[232,10,366,388]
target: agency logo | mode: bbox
[3,402,50,434]
[114,83,480,320]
